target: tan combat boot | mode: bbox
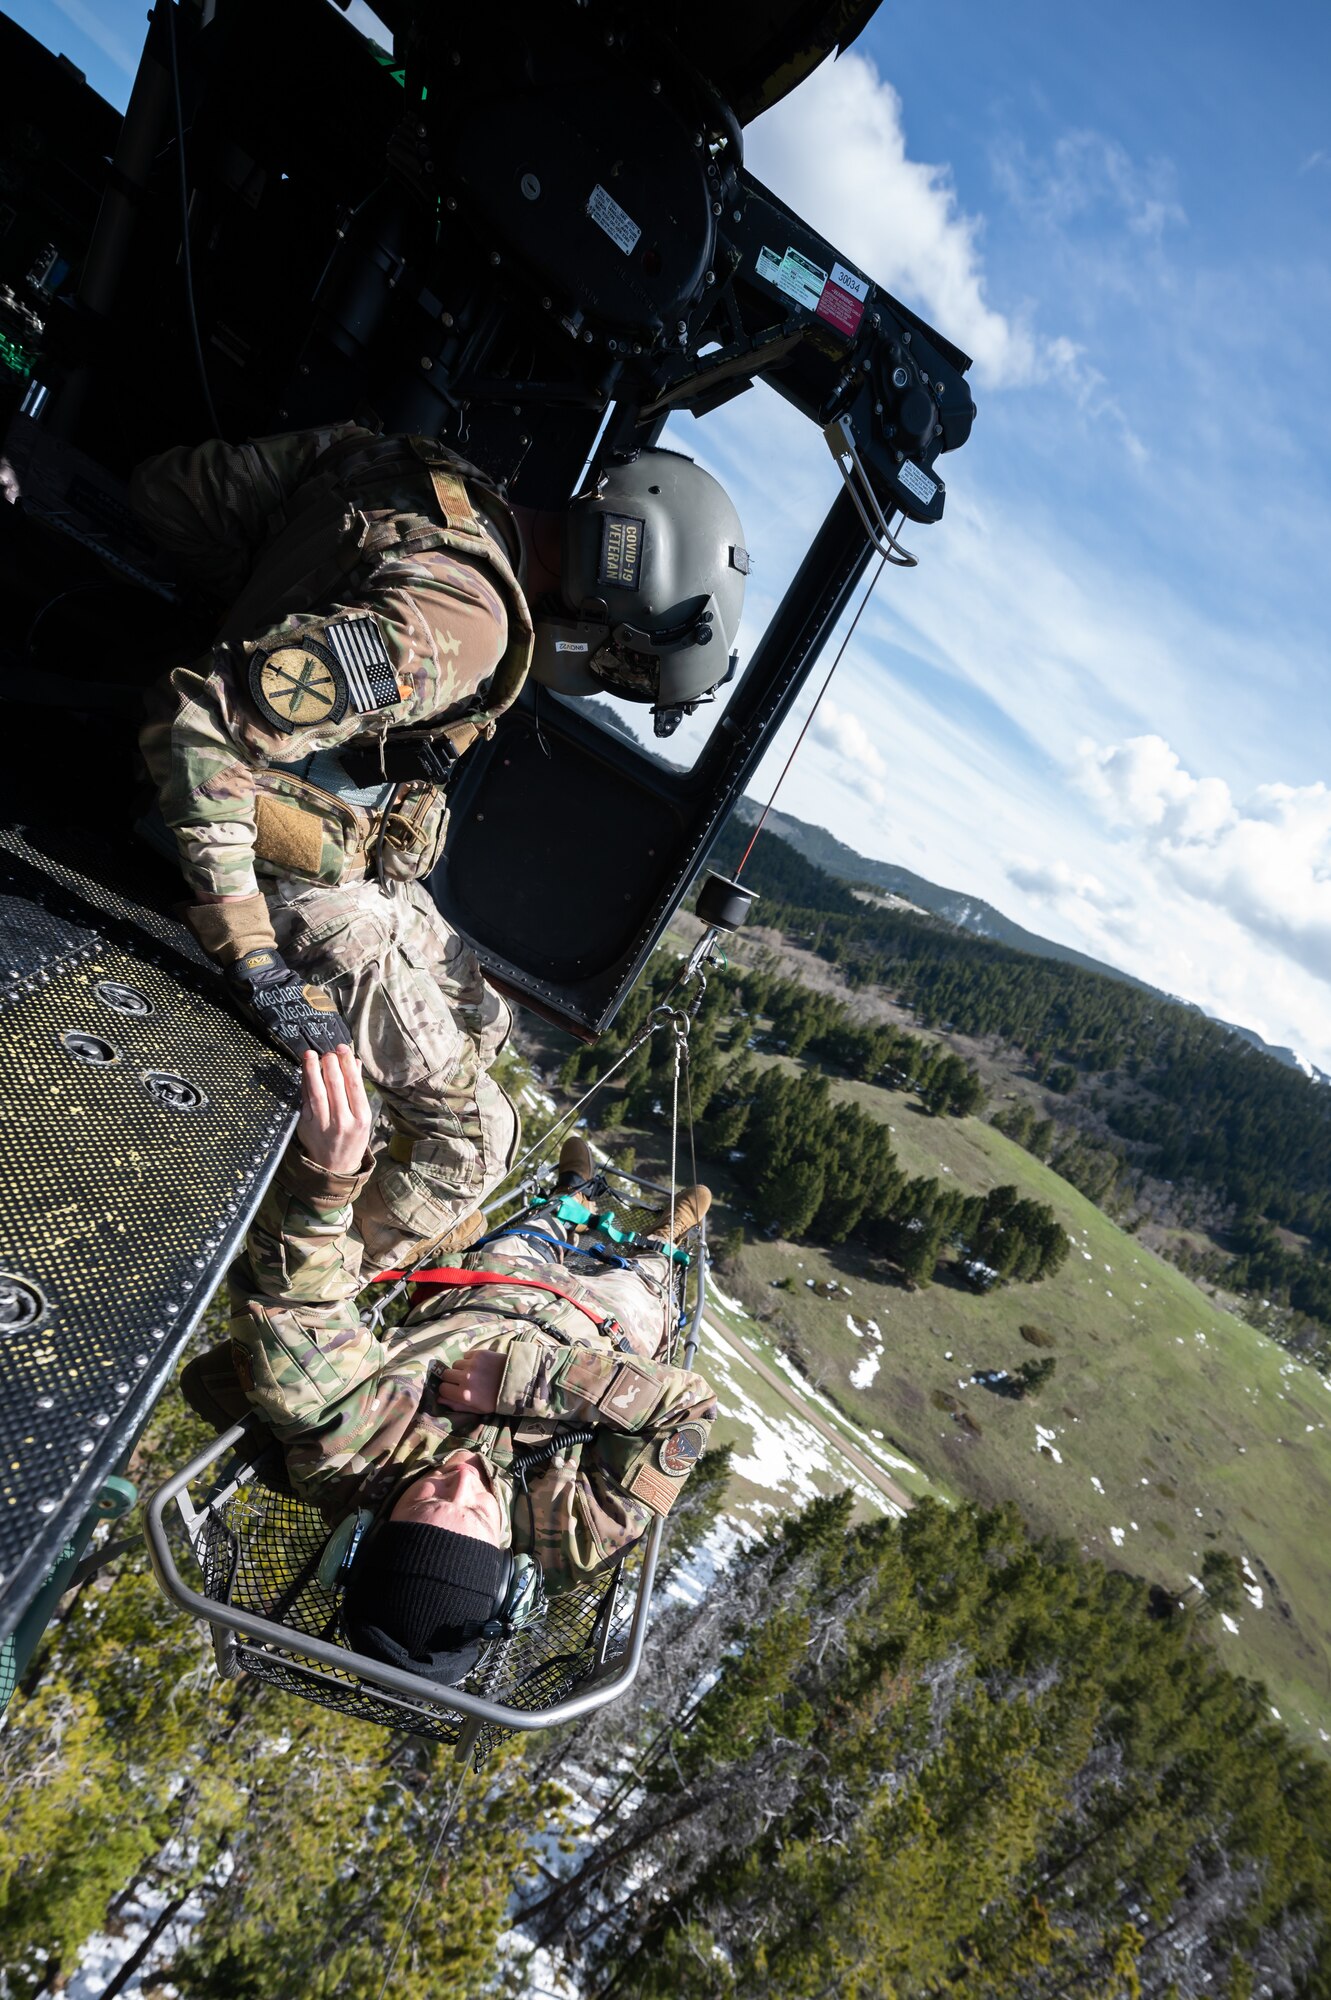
[556,1133,595,1190]
[666,1185,712,1241]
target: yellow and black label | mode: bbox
[597,512,645,591]
[248,639,348,733]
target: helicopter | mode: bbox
[0,0,975,1683]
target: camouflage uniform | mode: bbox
[228,1147,717,1589]
[135,424,534,1270]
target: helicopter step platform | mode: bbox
[0,824,296,1643]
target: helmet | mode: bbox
[530,447,749,738]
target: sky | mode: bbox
[10,0,1331,1065]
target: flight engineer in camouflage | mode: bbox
[135,425,748,1278]
[225,1044,716,1685]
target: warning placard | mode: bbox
[755,244,827,312]
[816,259,869,338]
[756,245,869,340]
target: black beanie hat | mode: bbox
[343,1523,508,1687]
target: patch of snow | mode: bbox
[1221,1613,1240,1634]
[1090,1476,1105,1494]
[850,1352,881,1390]
[1244,1582,1264,1610]
[1109,1526,1125,1547]
[707,1281,750,1320]
[1034,1425,1062,1464]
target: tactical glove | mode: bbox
[227,947,354,1059]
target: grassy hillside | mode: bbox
[722,1060,1331,1747]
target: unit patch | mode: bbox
[598,513,644,591]
[658,1421,707,1478]
[249,639,347,733]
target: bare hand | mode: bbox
[296,1046,373,1176]
[436,1348,507,1413]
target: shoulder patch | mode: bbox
[323,615,402,716]
[249,638,347,733]
[658,1421,707,1478]
[625,1458,683,1517]
[248,616,402,734]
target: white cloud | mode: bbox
[1080,735,1331,989]
[1006,856,1124,912]
[691,54,1331,1071]
[994,131,1187,243]
[808,699,887,805]
[746,53,1057,390]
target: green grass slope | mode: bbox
[729,1065,1331,1749]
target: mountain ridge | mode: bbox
[732,799,1319,1079]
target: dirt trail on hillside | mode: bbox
[704,1316,916,1513]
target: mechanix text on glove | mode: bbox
[227,947,355,1060]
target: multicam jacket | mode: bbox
[228,1147,718,1589]
[135,424,534,901]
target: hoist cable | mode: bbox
[735,548,889,880]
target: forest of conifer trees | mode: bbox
[4,1374,1329,1998]
[559,957,1065,1292]
[708,824,1331,1354]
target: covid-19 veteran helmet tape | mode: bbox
[530,447,748,737]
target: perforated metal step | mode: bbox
[0,827,296,1640]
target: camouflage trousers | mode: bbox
[267,874,520,1275]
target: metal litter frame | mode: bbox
[144,1170,705,1755]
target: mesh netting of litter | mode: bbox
[193,1476,638,1760]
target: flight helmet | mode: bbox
[530,447,749,737]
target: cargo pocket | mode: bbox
[232,1305,344,1435]
[376,932,471,1097]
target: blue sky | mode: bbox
[11,0,1331,1064]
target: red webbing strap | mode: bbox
[371,1265,620,1337]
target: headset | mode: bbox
[318,1427,600,1646]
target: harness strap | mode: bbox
[370,1265,624,1341]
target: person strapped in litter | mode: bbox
[186,1046,716,1687]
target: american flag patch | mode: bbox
[323,616,400,716]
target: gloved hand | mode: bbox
[226,946,355,1059]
